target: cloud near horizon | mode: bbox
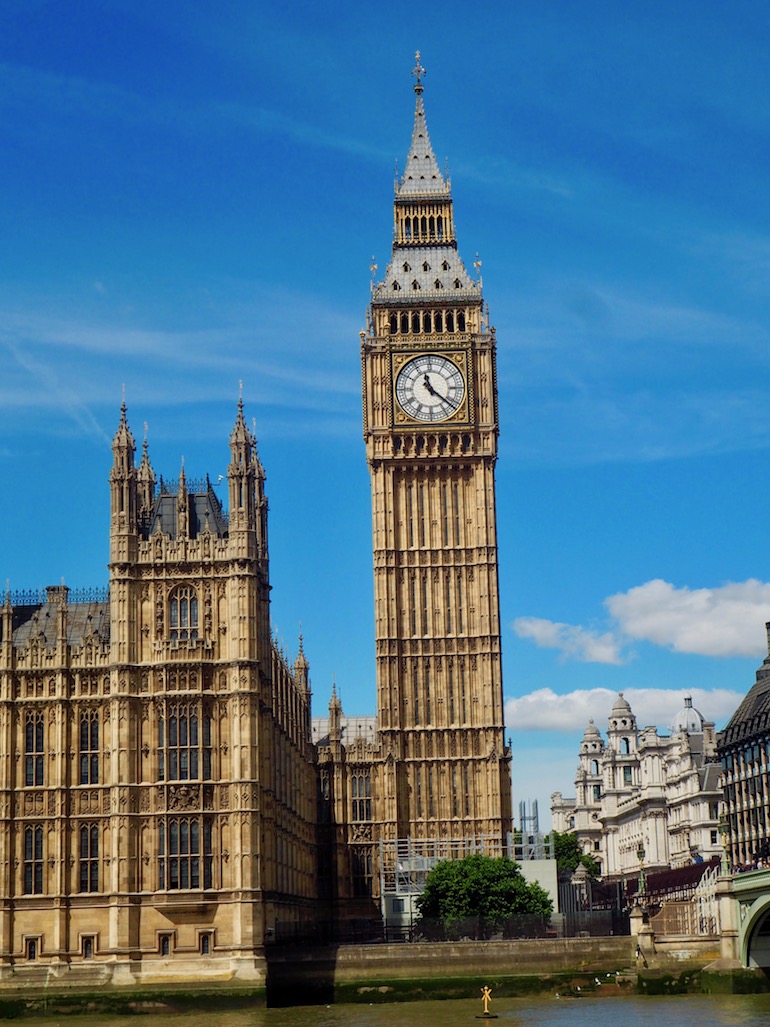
[513,577,770,663]
[505,686,744,734]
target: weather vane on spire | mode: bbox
[412,50,425,93]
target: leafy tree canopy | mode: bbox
[415,854,553,932]
[549,831,601,879]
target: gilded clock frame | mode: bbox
[391,348,472,427]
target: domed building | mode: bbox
[552,694,722,882]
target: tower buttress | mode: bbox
[136,429,156,534]
[176,460,189,539]
[110,401,137,564]
[228,398,256,552]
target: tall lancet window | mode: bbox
[169,586,198,643]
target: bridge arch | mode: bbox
[740,891,770,969]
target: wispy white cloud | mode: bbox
[513,617,624,665]
[513,577,770,665]
[505,686,744,734]
[0,60,392,165]
[2,338,111,447]
[607,578,770,658]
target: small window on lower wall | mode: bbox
[81,935,95,959]
[25,937,40,960]
[159,933,172,957]
[199,931,213,955]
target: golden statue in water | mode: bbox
[480,985,496,1017]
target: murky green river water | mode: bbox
[15,995,770,1027]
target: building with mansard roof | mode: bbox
[551,693,722,882]
[719,624,770,869]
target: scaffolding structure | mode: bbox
[379,834,512,900]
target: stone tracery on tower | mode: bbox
[316,52,513,927]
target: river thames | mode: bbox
[14,995,770,1027]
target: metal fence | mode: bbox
[268,909,630,947]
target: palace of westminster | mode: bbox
[0,57,512,983]
[2,54,766,987]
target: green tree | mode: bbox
[415,854,553,938]
[549,831,601,879]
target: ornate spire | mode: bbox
[112,399,135,455]
[398,51,447,197]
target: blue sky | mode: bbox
[3,1,770,824]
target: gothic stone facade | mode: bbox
[315,56,513,919]
[0,402,316,985]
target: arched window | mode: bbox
[158,703,212,782]
[351,769,372,821]
[24,825,43,894]
[351,847,373,897]
[446,311,455,332]
[169,586,198,643]
[159,816,213,890]
[79,712,99,784]
[590,759,599,775]
[458,311,466,331]
[79,824,99,892]
[25,713,44,787]
[620,737,630,755]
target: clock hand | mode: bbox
[422,374,438,397]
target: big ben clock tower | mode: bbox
[362,54,512,846]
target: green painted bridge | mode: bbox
[731,869,770,969]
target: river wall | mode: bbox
[267,936,638,1003]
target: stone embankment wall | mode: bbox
[267,937,637,1003]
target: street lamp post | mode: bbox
[718,812,731,875]
[636,842,646,899]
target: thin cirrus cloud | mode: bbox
[505,686,745,735]
[514,577,770,663]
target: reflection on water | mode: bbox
[14,995,770,1027]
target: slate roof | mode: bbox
[11,601,110,647]
[720,656,770,747]
[149,489,228,540]
[397,92,447,197]
[374,245,481,304]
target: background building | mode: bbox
[552,693,721,882]
[719,624,770,870]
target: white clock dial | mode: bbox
[395,354,465,423]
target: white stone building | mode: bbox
[552,694,722,882]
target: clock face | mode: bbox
[395,354,465,423]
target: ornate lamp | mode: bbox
[636,842,646,898]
